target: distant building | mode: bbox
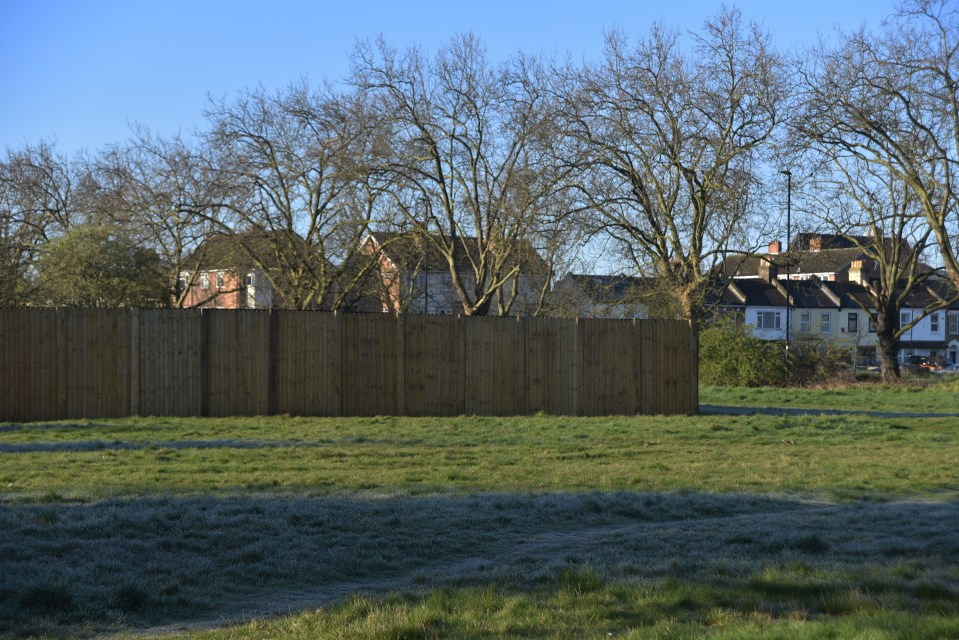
[552,274,650,319]
[361,231,548,315]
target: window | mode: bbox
[215,272,224,289]
[868,317,876,333]
[245,273,255,287]
[799,312,811,332]
[847,312,858,333]
[930,312,940,333]
[820,312,832,333]
[950,311,959,335]
[200,273,209,290]
[901,311,911,328]
[756,310,781,330]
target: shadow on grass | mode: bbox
[2,492,957,638]
[0,439,314,454]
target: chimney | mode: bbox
[849,259,868,286]
[758,257,779,283]
[809,236,822,252]
[768,240,782,255]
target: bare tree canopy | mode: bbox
[792,0,959,379]
[796,0,959,280]
[557,8,787,325]
[205,81,386,310]
[91,130,227,307]
[0,142,80,304]
[351,34,570,316]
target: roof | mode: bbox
[719,248,874,280]
[793,233,873,251]
[559,274,655,304]
[719,278,878,310]
[185,229,309,272]
[367,231,548,275]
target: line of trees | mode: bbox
[2,2,957,378]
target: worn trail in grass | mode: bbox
[4,492,958,637]
[3,394,959,638]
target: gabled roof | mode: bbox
[367,231,548,275]
[185,229,309,272]
[793,233,873,251]
[559,274,654,304]
[719,278,876,310]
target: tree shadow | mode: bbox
[2,491,957,637]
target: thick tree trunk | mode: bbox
[875,307,901,383]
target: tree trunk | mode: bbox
[875,309,901,383]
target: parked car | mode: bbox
[905,355,939,372]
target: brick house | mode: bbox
[179,231,283,309]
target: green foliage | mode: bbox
[700,314,856,387]
[699,314,788,386]
[32,224,167,308]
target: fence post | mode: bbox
[55,308,68,419]
[199,309,211,417]
[333,310,343,417]
[396,313,405,416]
[130,309,140,417]
[689,319,699,415]
[268,309,280,415]
[572,317,580,416]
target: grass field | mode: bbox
[701,375,959,414]
[2,382,958,638]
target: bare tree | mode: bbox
[792,151,947,379]
[205,81,386,310]
[556,8,787,327]
[0,141,82,304]
[352,34,571,316]
[91,130,227,307]
[793,0,959,379]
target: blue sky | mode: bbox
[1,0,896,155]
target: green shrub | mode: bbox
[700,315,855,387]
[699,315,788,386]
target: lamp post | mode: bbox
[780,169,792,350]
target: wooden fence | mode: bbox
[0,309,697,421]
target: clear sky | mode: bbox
[1,0,896,156]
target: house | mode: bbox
[552,274,650,319]
[361,231,548,315]
[717,254,959,366]
[179,231,285,309]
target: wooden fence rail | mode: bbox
[0,309,697,421]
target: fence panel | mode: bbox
[138,310,204,416]
[402,314,464,416]
[274,311,341,416]
[465,317,525,415]
[341,313,397,416]
[525,317,575,415]
[0,309,695,420]
[208,310,270,416]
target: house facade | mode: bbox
[179,232,279,309]
[719,236,959,365]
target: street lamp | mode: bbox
[780,170,792,350]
